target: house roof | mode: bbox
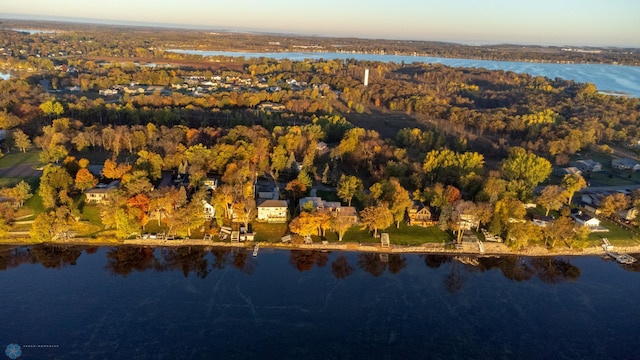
[258,200,288,208]
[573,212,596,222]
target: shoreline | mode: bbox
[2,237,640,257]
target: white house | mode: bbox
[203,200,215,220]
[257,200,288,223]
[571,212,600,228]
[85,181,120,204]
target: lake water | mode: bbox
[1,245,639,359]
[0,72,10,80]
[169,49,640,97]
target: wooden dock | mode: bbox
[606,250,637,264]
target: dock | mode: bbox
[606,250,637,265]
[253,243,259,257]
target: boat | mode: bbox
[252,243,259,257]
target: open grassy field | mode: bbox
[0,151,41,168]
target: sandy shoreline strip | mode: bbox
[2,237,640,257]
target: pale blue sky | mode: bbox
[2,0,639,47]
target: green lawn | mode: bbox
[334,223,451,245]
[24,193,45,215]
[80,204,103,226]
[252,222,288,242]
[588,218,640,246]
[0,151,42,168]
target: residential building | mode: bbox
[408,202,434,226]
[531,214,553,227]
[571,212,601,228]
[617,208,638,221]
[203,198,215,220]
[570,159,603,173]
[85,181,120,204]
[611,158,640,171]
[299,197,358,224]
[257,200,288,223]
[554,167,581,177]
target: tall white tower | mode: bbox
[364,68,369,87]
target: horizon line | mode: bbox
[1,14,637,50]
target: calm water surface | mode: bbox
[0,246,639,359]
[169,49,640,97]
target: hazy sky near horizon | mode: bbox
[3,0,639,47]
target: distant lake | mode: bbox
[1,245,639,359]
[169,49,640,97]
[0,71,10,80]
[9,28,56,35]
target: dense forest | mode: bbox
[0,21,639,250]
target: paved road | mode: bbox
[580,184,640,194]
[0,164,42,178]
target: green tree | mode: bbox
[501,147,552,200]
[337,175,362,207]
[270,145,288,180]
[388,179,413,228]
[38,165,73,209]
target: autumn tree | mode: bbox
[0,180,32,208]
[102,159,132,180]
[285,179,307,205]
[337,175,362,207]
[289,211,322,238]
[331,211,354,241]
[12,129,31,153]
[561,173,587,204]
[75,168,98,191]
[388,178,413,228]
[537,185,566,216]
[599,193,630,218]
[359,204,393,238]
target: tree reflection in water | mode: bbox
[31,245,82,269]
[356,253,407,277]
[331,254,354,279]
[0,246,597,290]
[232,248,255,275]
[105,247,155,276]
[157,247,211,278]
[289,250,328,272]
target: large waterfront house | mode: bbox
[299,197,359,224]
[257,200,288,223]
[408,202,434,226]
[85,181,120,204]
